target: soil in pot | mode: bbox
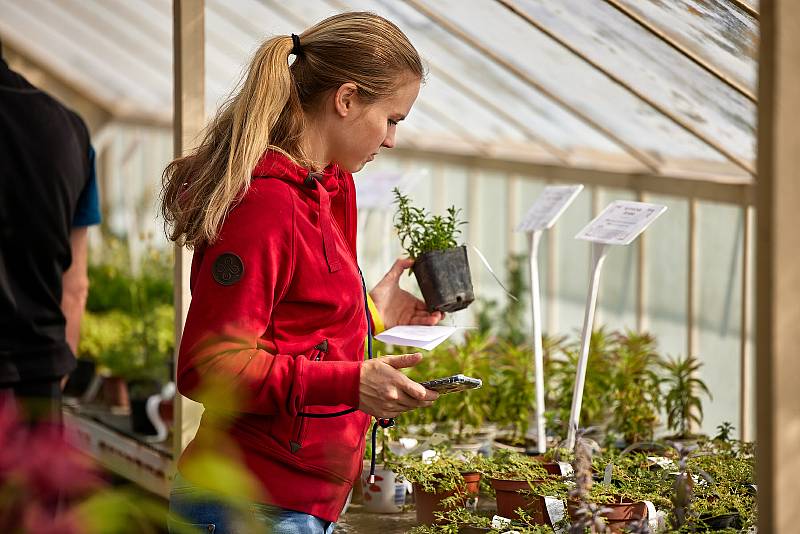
[567,498,648,534]
[490,478,551,524]
[413,245,474,313]
[414,472,481,525]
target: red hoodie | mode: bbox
[176,151,371,522]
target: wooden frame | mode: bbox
[172,0,205,458]
[755,1,800,530]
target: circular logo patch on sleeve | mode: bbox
[212,253,244,286]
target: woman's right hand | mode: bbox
[358,353,439,419]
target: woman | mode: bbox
[162,11,441,534]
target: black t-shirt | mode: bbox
[0,59,97,383]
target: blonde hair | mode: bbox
[161,11,425,248]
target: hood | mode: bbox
[252,150,341,197]
[252,150,347,273]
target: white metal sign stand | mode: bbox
[517,185,583,453]
[566,200,667,449]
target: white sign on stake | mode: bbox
[516,185,584,232]
[566,200,666,449]
[517,185,583,454]
[575,200,667,245]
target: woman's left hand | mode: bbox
[369,258,444,330]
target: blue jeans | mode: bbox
[168,473,336,534]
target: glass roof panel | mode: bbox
[409,0,739,172]
[276,0,633,160]
[513,0,755,168]
[0,0,170,118]
[615,0,758,99]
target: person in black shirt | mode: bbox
[0,44,101,422]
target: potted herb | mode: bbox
[568,438,671,533]
[392,188,473,313]
[609,331,664,445]
[482,450,562,522]
[390,451,483,525]
[661,354,712,440]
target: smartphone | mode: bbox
[419,374,482,394]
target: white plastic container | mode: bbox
[360,465,408,514]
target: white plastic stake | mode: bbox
[566,241,608,449]
[517,185,583,453]
[567,200,666,449]
[528,230,547,453]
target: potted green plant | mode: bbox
[661,354,712,440]
[482,450,564,523]
[390,451,483,525]
[404,331,493,448]
[392,188,473,313]
[609,331,664,446]
[547,328,617,442]
[567,441,669,534]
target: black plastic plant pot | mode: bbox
[413,245,474,313]
[130,398,158,435]
[63,358,96,397]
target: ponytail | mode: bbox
[162,12,424,247]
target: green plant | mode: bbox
[79,238,174,383]
[489,341,535,443]
[661,354,712,438]
[389,450,482,494]
[548,328,617,439]
[609,331,664,444]
[392,188,465,259]
[714,422,736,442]
[499,253,529,346]
[481,449,550,482]
[404,331,493,442]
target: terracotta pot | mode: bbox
[567,498,648,533]
[101,376,129,413]
[527,455,564,476]
[490,478,550,523]
[414,472,481,525]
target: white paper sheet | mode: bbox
[516,184,584,232]
[375,325,470,351]
[575,200,667,245]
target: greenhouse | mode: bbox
[0,0,798,532]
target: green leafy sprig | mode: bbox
[392,187,466,259]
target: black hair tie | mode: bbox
[291,33,304,57]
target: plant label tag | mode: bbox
[375,325,473,351]
[544,496,566,527]
[557,462,574,476]
[491,515,512,529]
[516,184,584,232]
[575,200,667,245]
[644,500,663,530]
